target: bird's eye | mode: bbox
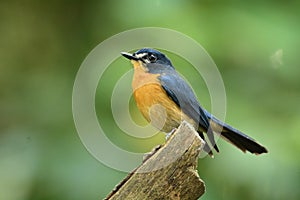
[148,54,157,62]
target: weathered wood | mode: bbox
[105,121,206,200]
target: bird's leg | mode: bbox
[165,128,177,140]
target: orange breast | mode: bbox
[133,83,183,132]
[131,60,195,132]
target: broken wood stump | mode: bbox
[105,121,206,200]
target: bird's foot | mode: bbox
[165,128,177,140]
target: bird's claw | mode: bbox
[165,128,177,140]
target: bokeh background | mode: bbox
[1,0,300,199]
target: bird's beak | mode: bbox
[121,52,139,61]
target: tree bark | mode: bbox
[105,121,206,200]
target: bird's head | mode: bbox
[121,48,174,72]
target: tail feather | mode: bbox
[198,131,214,156]
[220,126,268,154]
[211,116,268,154]
[207,128,220,153]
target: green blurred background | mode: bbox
[1,0,300,199]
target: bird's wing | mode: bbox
[158,71,210,131]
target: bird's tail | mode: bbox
[210,116,268,155]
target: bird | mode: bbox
[121,48,268,156]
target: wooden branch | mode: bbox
[105,121,206,200]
